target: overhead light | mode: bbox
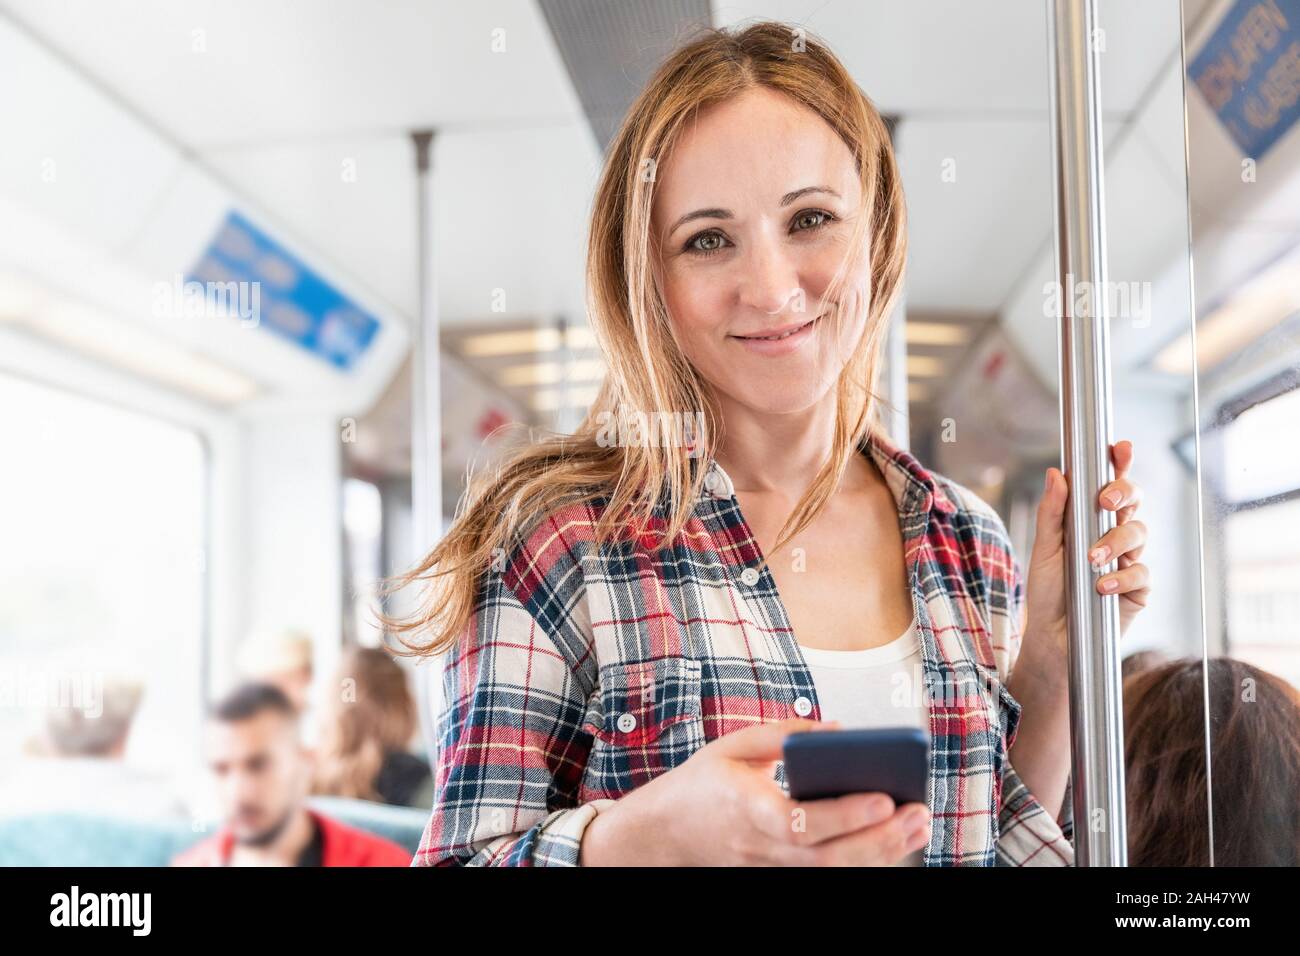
[498,358,605,387]
[1153,252,1300,375]
[460,325,599,357]
[20,300,260,405]
[906,321,967,346]
[530,384,601,412]
[907,354,946,377]
[0,272,46,320]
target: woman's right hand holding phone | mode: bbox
[579,718,931,866]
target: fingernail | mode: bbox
[1044,469,1051,493]
[1102,490,1121,507]
[1100,577,1118,593]
[1090,546,1109,566]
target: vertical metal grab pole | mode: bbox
[411,129,442,554]
[883,116,910,451]
[411,129,443,761]
[1046,0,1127,866]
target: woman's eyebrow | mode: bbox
[667,207,732,239]
[781,185,840,206]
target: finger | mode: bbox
[1096,562,1150,596]
[1117,542,1145,565]
[782,791,898,847]
[809,803,931,866]
[1098,476,1142,512]
[1031,467,1069,561]
[745,790,809,848]
[712,718,838,762]
[1110,439,1134,480]
[1088,519,1146,567]
[1121,585,1152,610]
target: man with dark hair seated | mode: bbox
[173,683,410,867]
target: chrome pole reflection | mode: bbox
[1046,0,1128,866]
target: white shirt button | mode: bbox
[704,471,725,496]
[616,712,637,733]
[794,696,813,717]
[740,567,760,587]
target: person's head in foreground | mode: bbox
[1120,648,1167,683]
[1124,657,1300,866]
[173,682,409,867]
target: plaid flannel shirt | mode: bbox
[415,430,1074,866]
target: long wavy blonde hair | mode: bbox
[385,21,908,658]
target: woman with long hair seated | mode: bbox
[313,646,431,809]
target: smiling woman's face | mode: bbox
[652,86,868,418]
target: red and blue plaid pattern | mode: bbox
[415,430,1074,866]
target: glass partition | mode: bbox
[1093,0,1212,865]
[1181,0,1300,867]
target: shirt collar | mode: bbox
[699,429,957,518]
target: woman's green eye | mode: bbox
[690,232,726,253]
[794,210,831,231]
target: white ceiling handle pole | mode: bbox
[411,129,443,555]
[410,129,444,765]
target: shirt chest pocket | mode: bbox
[988,669,1023,747]
[579,656,706,800]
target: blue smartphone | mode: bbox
[783,726,930,805]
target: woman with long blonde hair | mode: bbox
[389,22,1150,866]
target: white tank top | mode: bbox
[798,617,929,866]
[798,616,927,730]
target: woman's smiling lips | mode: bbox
[728,316,819,355]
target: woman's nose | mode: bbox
[736,234,804,316]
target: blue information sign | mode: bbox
[1188,0,1300,159]
[187,210,381,370]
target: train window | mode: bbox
[1225,495,1300,689]
[0,373,206,774]
[1218,383,1300,506]
[1214,382,1300,690]
[342,476,384,647]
